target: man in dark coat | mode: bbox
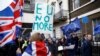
[0,41,17,56]
[81,34,92,56]
[47,38,58,56]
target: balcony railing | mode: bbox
[54,9,68,23]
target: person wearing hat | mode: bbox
[22,32,51,56]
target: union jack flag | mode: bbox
[0,0,23,47]
[22,41,51,56]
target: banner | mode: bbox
[32,2,54,34]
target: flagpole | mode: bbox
[85,24,87,34]
[68,0,71,23]
[22,28,27,35]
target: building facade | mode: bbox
[69,0,100,40]
[22,0,100,39]
[69,0,100,55]
[53,0,69,39]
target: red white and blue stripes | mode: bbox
[22,41,51,56]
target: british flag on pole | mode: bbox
[0,0,23,47]
[14,0,23,37]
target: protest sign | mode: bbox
[32,2,54,34]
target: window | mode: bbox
[71,0,95,12]
[93,18,100,25]
[72,0,80,10]
[93,18,100,42]
[24,0,34,13]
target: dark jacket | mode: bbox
[15,38,24,52]
[47,41,57,56]
[0,41,17,56]
[81,39,92,56]
[66,37,75,56]
[57,38,68,56]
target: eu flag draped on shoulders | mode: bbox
[94,24,100,35]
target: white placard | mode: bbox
[32,2,54,34]
[58,46,64,51]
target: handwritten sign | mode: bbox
[32,2,54,34]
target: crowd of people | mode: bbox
[0,32,92,56]
[57,33,92,56]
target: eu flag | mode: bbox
[65,18,81,34]
[71,18,81,32]
[94,24,100,35]
[61,25,67,35]
[61,18,81,38]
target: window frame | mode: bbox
[71,0,95,13]
[72,0,80,10]
[92,18,100,42]
[23,0,34,13]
